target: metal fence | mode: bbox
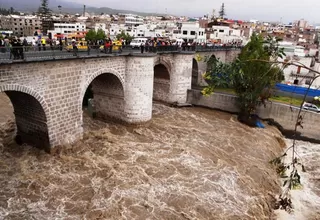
[0,45,242,63]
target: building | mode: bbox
[118,14,144,27]
[48,22,86,39]
[0,15,41,36]
[172,22,206,43]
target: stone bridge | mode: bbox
[0,49,240,152]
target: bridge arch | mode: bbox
[153,63,171,102]
[80,69,125,122]
[0,84,51,151]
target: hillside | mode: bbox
[1,0,165,16]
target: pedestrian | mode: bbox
[11,38,19,60]
[23,37,28,52]
[59,38,63,51]
[32,37,37,51]
[72,39,77,56]
[17,39,24,59]
[41,38,46,51]
[140,42,144,53]
[38,38,41,51]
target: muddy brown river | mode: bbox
[0,93,298,219]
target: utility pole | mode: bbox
[83,5,86,17]
[58,5,62,39]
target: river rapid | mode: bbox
[0,93,314,220]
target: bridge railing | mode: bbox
[0,45,242,63]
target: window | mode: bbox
[190,31,196,35]
[183,30,188,35]
[219,30,224,33]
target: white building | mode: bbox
[279,44,318,87]
[118,14,144,27]
[172,22,206,43]
[209,25,244,44]
[48,22,86,38]
[94,23,108,35]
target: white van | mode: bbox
[130,38,148,48]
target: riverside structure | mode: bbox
[0,46,240,151]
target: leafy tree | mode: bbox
[85,29,97,42]
[202,33,285,125]
[38,0,51,18]
[116,30,134,42]
[96,29,106,40]
[219,3,226,18]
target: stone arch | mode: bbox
[153,64,171,102]
[191,58,199,88]
[206,54,217,72]
[0,84,51,151]
[154,57,172,75]
[80,69,125,122]
[80,68,124,111]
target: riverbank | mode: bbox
[0,91,287,219]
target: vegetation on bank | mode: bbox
[202,33,286,125]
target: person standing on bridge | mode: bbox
[32,38,37,51]
[41,38,46,51]
[140,42,145,54]
[72,39,78,56]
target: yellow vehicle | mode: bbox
[99,40,123,51]
[66,41,88,51]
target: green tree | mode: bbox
[38,0,51,17]
[85,29,97,42]
[219,3,226,18]
[116,30,134,42]
[96,29,106,40]
[202,33,285,125]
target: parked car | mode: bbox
[302,102,320,113]
[130,38,148,48]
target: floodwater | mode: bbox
[275,140,320,220]
[0,93,293,219]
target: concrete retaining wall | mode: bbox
[187,89,320,141]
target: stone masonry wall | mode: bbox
[6,91,50,150]
[187,89,320,140]
[91,73,125,121]
[124,56,155,123]
[0,57,128,149]
[153,64,170,102]
[169,54,194,103]
[0,51,237,150]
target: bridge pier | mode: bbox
[124,56,154,123]
[168,54,194,103]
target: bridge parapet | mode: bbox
[0,45,241,64]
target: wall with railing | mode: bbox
[187,89,320,142]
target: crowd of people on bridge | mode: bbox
[0,34,243,60]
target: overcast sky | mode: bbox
[70,0,320,24]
